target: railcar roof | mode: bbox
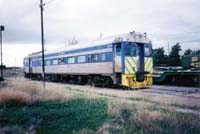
[27,32,151,58]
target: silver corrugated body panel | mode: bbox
[31,62,113,75]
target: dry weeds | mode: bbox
[0,78,75,104]
[1,77,200,134]
[63,83,200,109]
[0,90,31,105]
[133,108,168,132]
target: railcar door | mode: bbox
[29,58,33,73]
[144,44,153,73]
[136,43,145,81]
[114,43,122,72]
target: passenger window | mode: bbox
[78,56,86,63]
[116,45,121,56]
[88,54,98,62]
[45,60,51,66]
[58,58,65,64]
[68,57,75,64]
[102,53,106,62]
[52,59,58,65]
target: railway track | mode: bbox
[151,85,200,93]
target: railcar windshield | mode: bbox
[126,43,136,56]
[116,45,121,56]
[144,44,152,57]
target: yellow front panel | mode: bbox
[123,57,153,89]
[122,74,153,89]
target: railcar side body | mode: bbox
[24,32,153,89]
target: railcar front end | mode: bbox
[113,33,153,89]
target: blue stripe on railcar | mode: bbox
[32,52,113,67]
[32,61,41,66]
[31,44,113,60]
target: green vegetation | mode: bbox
[168,43,182,66]
[0,98,108,134]
[129,97,200,111]
[153,43,182,66]
[153,47,167,65]
[154,43,200,67]
[1,79,200,134]
[109,107,200,134]
[184,49,200,55]
[0,96,200,134]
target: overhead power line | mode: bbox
[45,0,60,6]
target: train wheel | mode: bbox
[102,77,113,88]
[77,76,88,85]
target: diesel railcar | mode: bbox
[24,32,153,89]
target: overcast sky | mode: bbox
[0,0,200,66]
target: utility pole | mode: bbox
[168,42,170,55]
[40,0,46,88]
[14,57,16,78]
[0,25,4,81]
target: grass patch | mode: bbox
[0,98,108,134]
[171,103,200,111]
[129,97,143,102]
[1,95,200,134]
[1,78,200,134]
[129,97,200,111]
[105,103,200,134]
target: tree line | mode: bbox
[153,43,200,66]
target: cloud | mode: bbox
[0,0,200,66]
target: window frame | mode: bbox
[126,43,136,56]
[88,54,99,63]
[116,45,121,56]
[144,44,152,57]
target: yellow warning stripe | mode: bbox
[145,58,149,71]
[147,58,151,71]
[129,57,137,72]
[132,57,137,71]
[125,57,153,74]
[145,58,153,73]
[125,57,137,74]
[125,59,134,74]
